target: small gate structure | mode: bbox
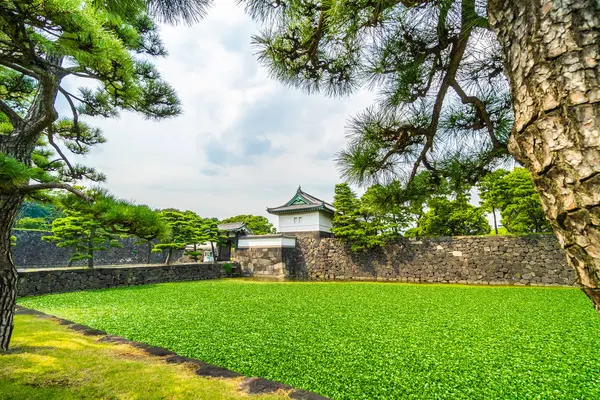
[216,222,252,261]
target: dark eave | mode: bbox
[267,204,334,215]
[267,186,336,216]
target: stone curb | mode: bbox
[15,306,329,399]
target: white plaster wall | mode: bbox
[318,212,333,232]
[278,211,333,233]
[238,236,296,248]
[279,212,320,232]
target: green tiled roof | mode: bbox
[267,186,335,215]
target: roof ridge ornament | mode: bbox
[297,185,302,193]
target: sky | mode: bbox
[58,0,375,226]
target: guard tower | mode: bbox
[267,186,335,238]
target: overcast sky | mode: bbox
[59,0,375,226]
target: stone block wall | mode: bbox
[234,247,286,278]
[18,262,240,297]
[12,230,183,269]
[294,235,577,286]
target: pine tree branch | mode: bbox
[59,88,104,117]
[0,99,22,127]
[58,86,81,135]
[64,66,103,80]
[408,0,476,182]
[308,10,325,68]
[18,183,91,201]
[23,74,60,140]
[47,129,77,178]
[0,60,39,79]
[450,78,504,150]
[379,126,428,168]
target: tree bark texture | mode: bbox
[0,194,21,352]
[489,0,600,307]
[0,65,61,351]
[0,133,37,351]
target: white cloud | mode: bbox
[61,0,375,227]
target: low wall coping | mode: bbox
[17,261,234,273]
[243,234,298,239]
[238,235,297,249]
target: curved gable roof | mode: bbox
[267,186,335,215]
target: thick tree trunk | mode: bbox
[0,194,23,352]
[489,0,600,307]
[0,55,62,351]
[0,136,37,352]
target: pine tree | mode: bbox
[101,200,169,264]
[0,0,182,350]
[153,210,194,265]
[198,218,225,263]
[42,212,121,268]
[331,183,361,246]
[332,183,388,252]
[478,169,510,235]
[43,190,168,268]
[242,0,600,307]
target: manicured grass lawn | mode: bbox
[19,280,600,399]
[0,312,289,400]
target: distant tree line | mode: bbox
[332,168,551,251]
[12,192,276,268]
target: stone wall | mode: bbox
[12,230,183,269]
[294,235,577,286]
[18,262,240,297]
[235,247,286,278]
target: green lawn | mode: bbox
[18,280,600,400]
[0,313,288,400]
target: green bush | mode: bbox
[14,217,50,230]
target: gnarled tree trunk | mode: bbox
[0,194,21,352]
[0,64,61,351]
[0,135,37,351]
[489,0,600,307]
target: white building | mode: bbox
[266,186,335,237]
